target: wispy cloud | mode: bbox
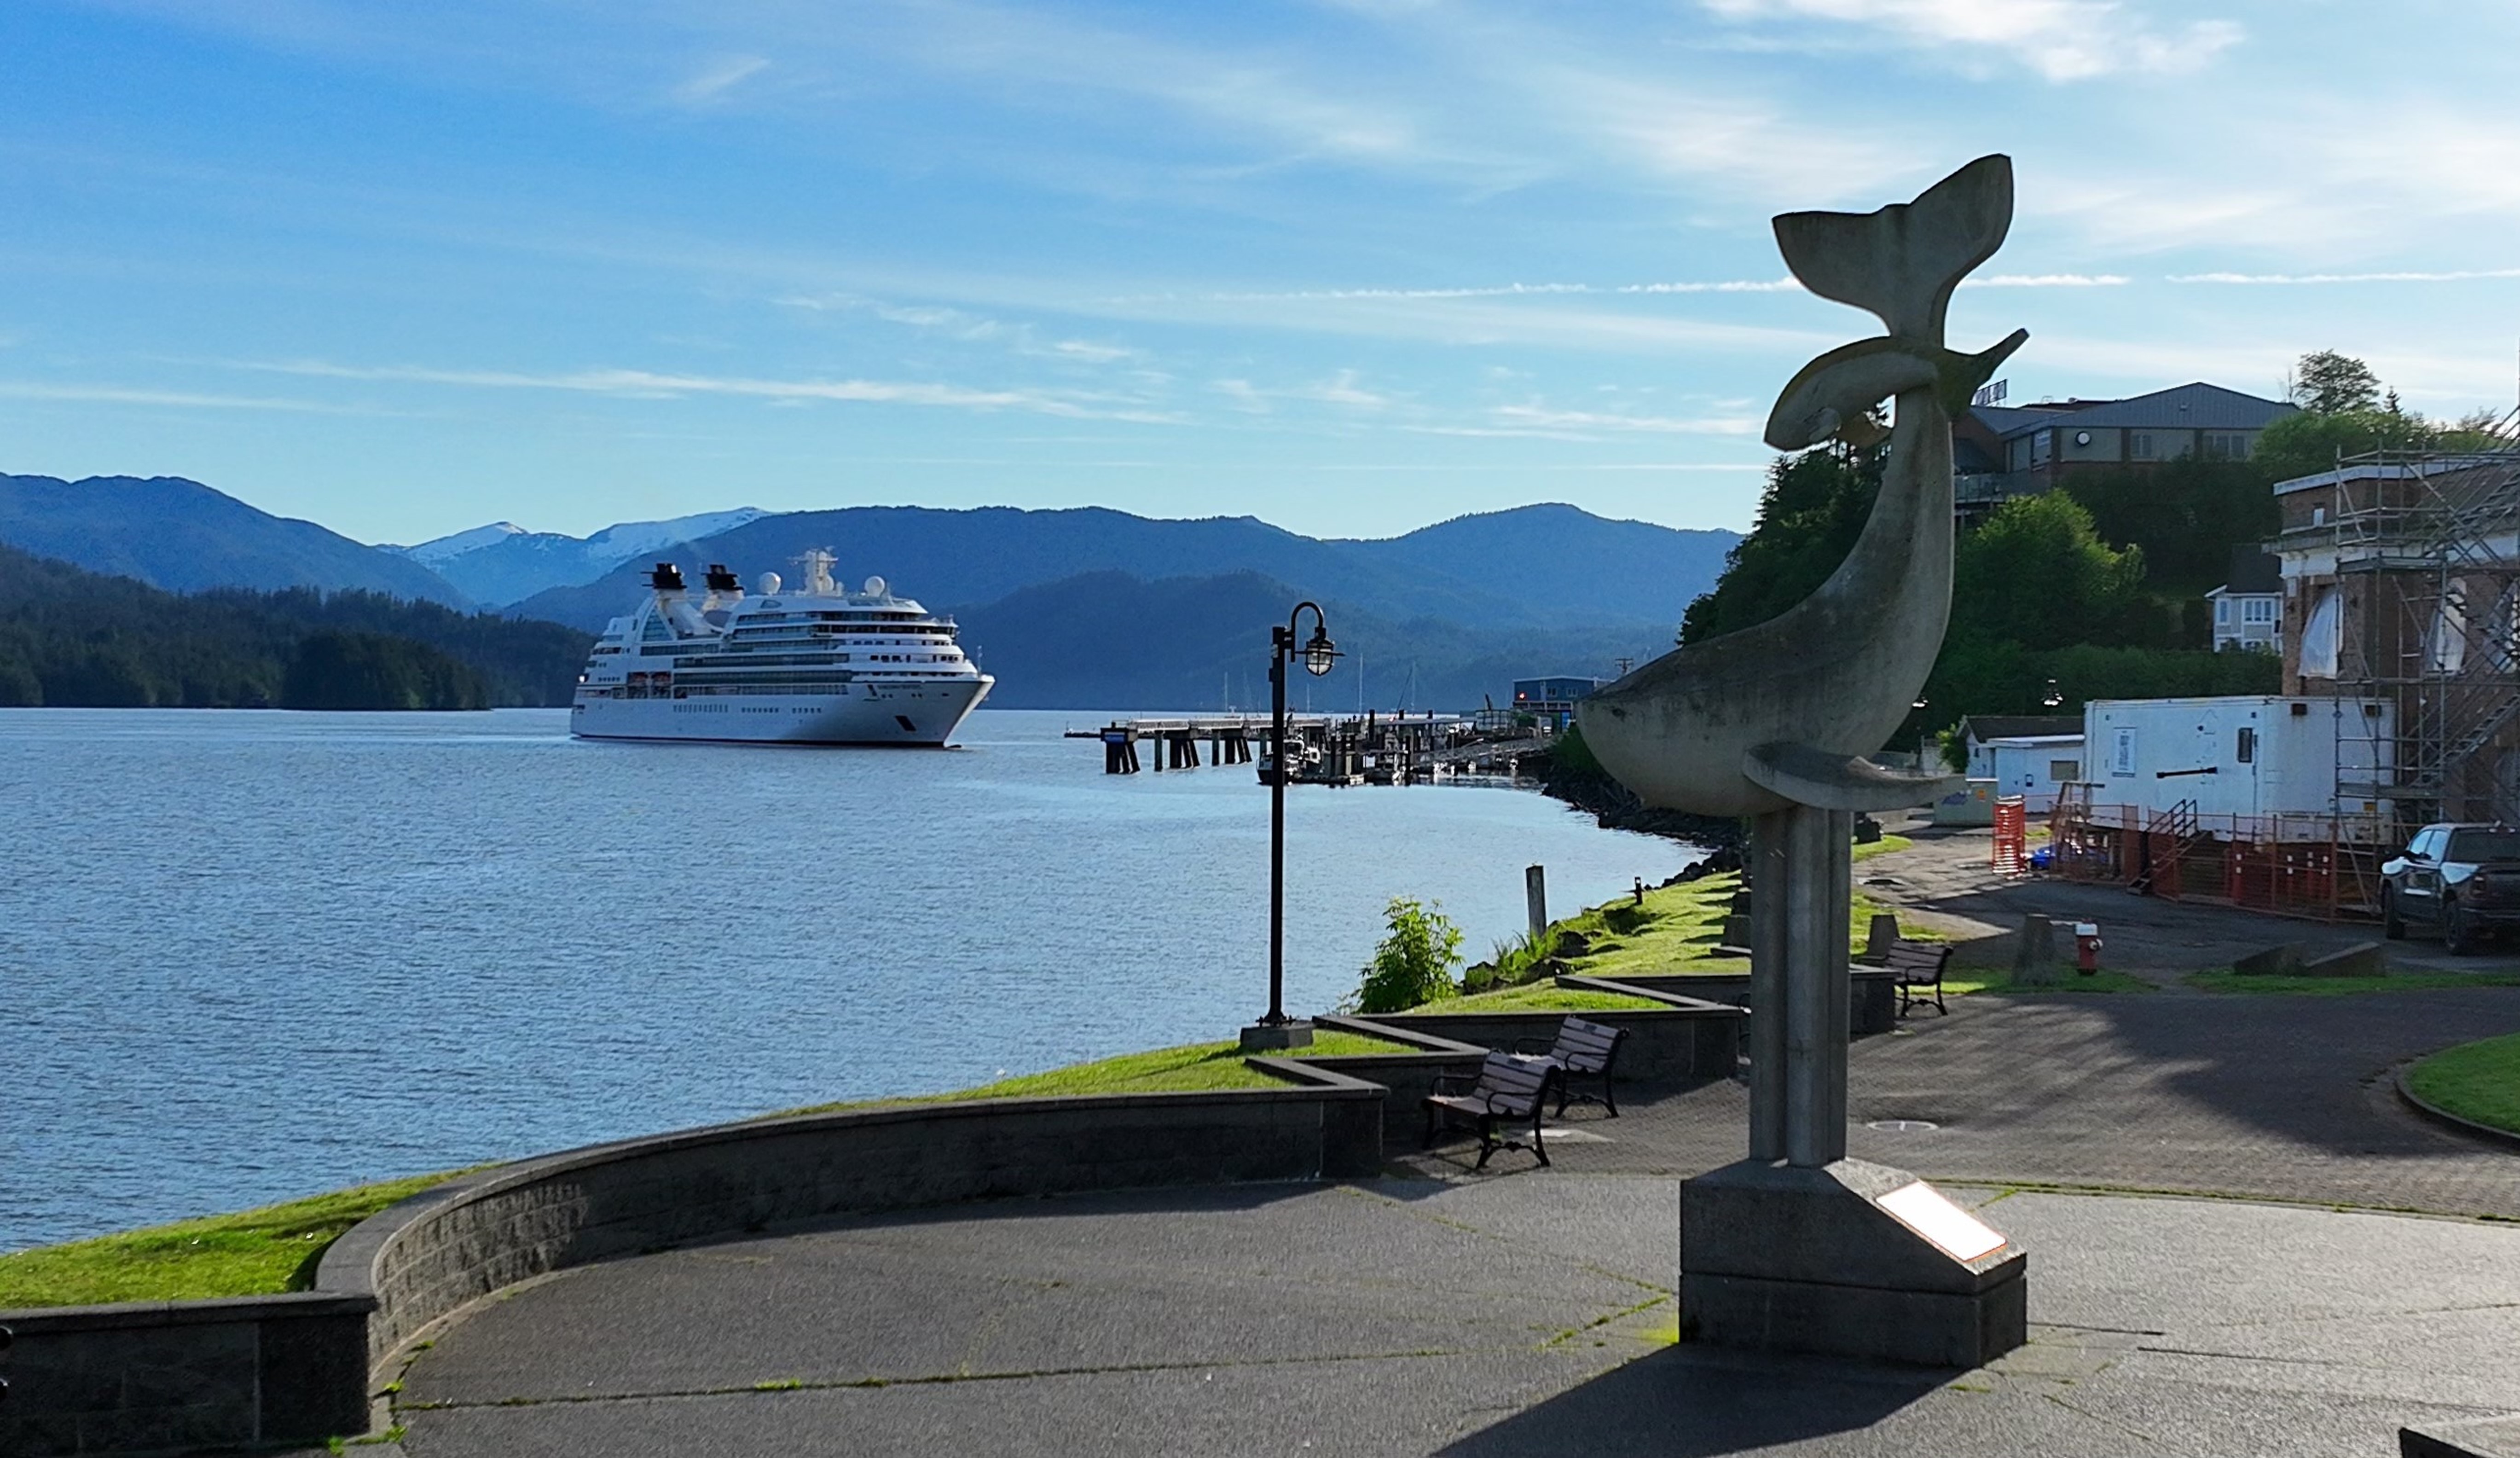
[1967,273,2128,288]
[1286,370,1390,410]
[1206,372,1391,411]
[774,291,1142,364]
[1698,0,2244,81]
[238,360,1177,422]
[0,381,386,414]
[2170,268,2520,286]
[672,55,769,107]
[1490,405,1761,436]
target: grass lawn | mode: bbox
[781,1030,1421,1114]
[1426,983,1669,1013]
[1505,869,1935,986]
[5,1031,1422,1311]
[2186,969,2520,995]
[2406,1031,2520,1134]
[0,1172,463,1311]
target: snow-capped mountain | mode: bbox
[387,508,767,606]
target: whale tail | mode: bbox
[1933,327,2031,416]
[1773,154,2013,344]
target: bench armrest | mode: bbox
[1511,1036,1554,1056]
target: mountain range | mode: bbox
[0,474,469,607]
[0,472,1740,709]
[507,502,1732,636]
[384,508,767,606]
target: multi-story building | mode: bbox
[2265,448,2520,826]
[1953,382,2296,524]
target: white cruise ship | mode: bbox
[570,550,993,746]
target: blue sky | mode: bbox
[6,0,2520,546]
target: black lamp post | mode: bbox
[1242,601,1339,1052]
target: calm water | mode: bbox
[0,708,1698,1251]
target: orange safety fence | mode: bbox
[1992,796,2028,875]
[2042,799,2388,922]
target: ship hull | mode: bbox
[570,677,992,746]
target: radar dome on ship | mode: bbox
[863,576,886,597]
[755,572,782,596]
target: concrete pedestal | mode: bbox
[1681,1157,2027,1368]
[1238,1020,1314,1052]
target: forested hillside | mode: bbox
[0,545,591,709]
[0,473,469,606]
[1679,434,2283,753]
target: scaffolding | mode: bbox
[2313,411,2520,874]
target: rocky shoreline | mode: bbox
[1518,734,1743,855]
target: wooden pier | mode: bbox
[1067,713,1547,784]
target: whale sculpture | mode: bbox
[1578,155,2021,816]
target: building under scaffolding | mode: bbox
[2047,412,2520,920]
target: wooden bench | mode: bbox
[1884,937,1953,1017]
[1513,1016,1629,1117]
[1423,1050,1560,1169]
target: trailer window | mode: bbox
[2049,759,2080,781]
[2236,727,2256,764]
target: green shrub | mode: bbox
[1350,897,1465,1013]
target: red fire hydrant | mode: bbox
[2074,921,2103,975]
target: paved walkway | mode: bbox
[382,982,2520,1456]
[389,1181,2520,1457]
[1859,819,2481,978]
[1396,988,2520,1218]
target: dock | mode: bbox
[1067,713,1549,784]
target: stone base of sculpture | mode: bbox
[1703,788,2028,1369]
[1680,1158,2027,1368]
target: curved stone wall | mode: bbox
[0,1067,1383,1457]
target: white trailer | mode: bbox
[1981,734,2083,812]
[2081,696,2394,837]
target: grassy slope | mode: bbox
[0,1172,460,1310]
[3,1033,1417,1310]
[2405,1031,2520,1134]
[1436,984,1669,1013]
[1534,867,1928,983]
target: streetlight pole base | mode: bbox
[1238,1020,1315,1052]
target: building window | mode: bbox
[2049,759,2080,781]
[2243,598,2276,625]
[2236,727,2256,764]
[2031,430,2052,465]
[2131,432,2155,460]
[2204,431,2250,460]
[2215,599,2232,626]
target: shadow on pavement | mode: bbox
[1438,1345,1945,1457]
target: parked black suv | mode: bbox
[2380,823,2520,954]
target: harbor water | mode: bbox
[0,708,1701,1251]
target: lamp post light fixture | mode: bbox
[1912,696,1931,771]
[1242,601,1339,1053]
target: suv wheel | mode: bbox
[2382,887,2406,940]
[2445,899,2479,956]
